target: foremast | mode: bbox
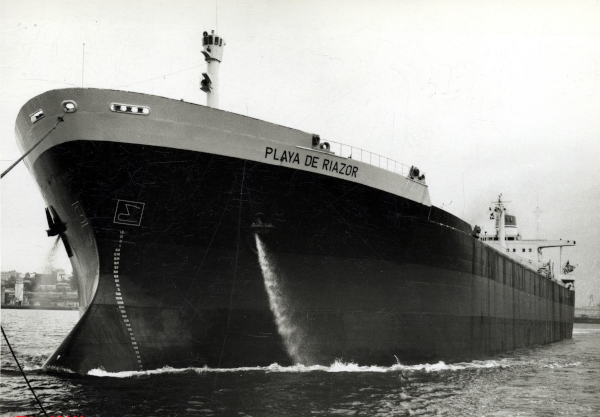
[490,194,509,248]
[200,30,225,109]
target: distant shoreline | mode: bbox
[574,317,600,324]
[1,304,78,311]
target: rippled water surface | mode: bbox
[1,309,599,416]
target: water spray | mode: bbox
[255,234,310,364]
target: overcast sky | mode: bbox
[1,0,599,306]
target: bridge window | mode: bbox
[513,249,516,252]
[529,248,532,252]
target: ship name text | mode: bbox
[264,147,358,178]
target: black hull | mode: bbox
[31,140,574,374]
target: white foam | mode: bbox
[88,366,182,378]
[22,365,45,372]
[87,358,512,378]
[543,362,582,369]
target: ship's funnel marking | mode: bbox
[255,234,309,365]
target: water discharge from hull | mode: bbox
[255,234,310,365]
[45,236,61,271]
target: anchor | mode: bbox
[45,206,73,257]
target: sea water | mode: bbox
[2,310,599,416]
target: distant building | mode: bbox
[4,288,15,304]
[1,270,17,282]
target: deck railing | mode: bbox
[575,307,600,318]
[325,140,412,177]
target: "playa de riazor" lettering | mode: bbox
[264,147,358,178]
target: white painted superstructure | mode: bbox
[479,197,576,288]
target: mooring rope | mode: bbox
[1,325,50,417]
[1,113,65,179]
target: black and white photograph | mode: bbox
[1,1,599,416]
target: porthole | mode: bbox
[110,103,151,116]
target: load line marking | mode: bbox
[113,230,143,370]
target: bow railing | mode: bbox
[325,140,412,177]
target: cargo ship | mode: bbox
[15,31,575,374]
